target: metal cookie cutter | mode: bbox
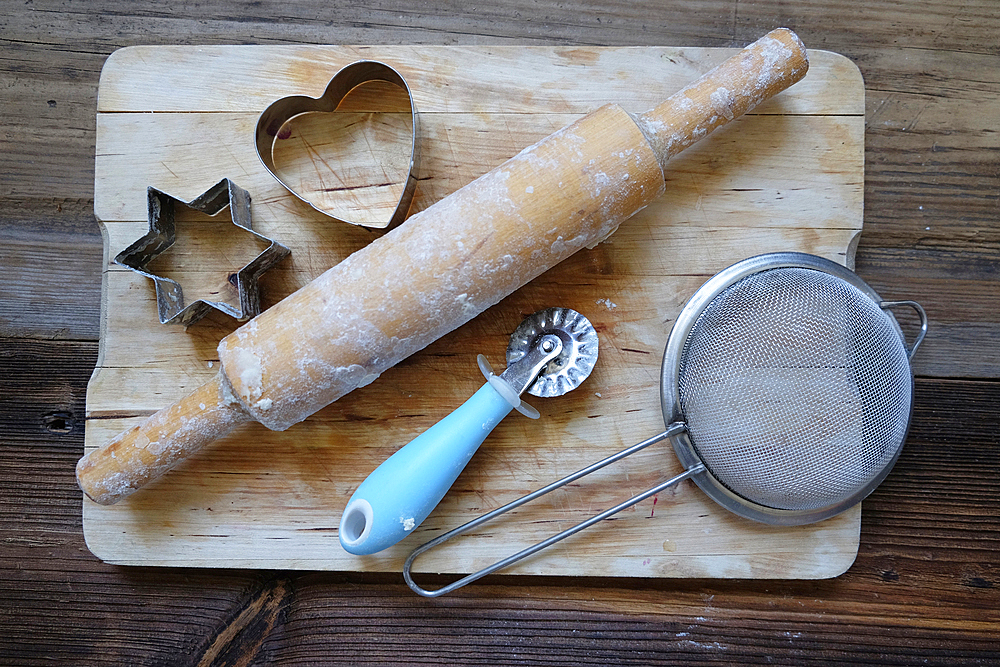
[255,60,419,229]
[114,178,291,326]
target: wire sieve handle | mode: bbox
[880,300,928,360]
[403,422,697,597]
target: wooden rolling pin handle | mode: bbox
[76,373,251,505]
[634,27,809,172]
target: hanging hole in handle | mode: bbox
[880,300,928,360]
[339,498,373,548]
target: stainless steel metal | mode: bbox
[506,307,599,398]
[480,308,597,419]
[499,334,564,396]
[404,424,693,598]
[254,60,419,229]
[880,300,928,359]
[661,252,920,525]
[114,178,291,326]
[403,252,927,597]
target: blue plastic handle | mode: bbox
[339,382,515,555]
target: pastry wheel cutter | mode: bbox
[339,307,599,555]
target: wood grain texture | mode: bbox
[2,0,998,664]
[0,199,103,339]
[83,43,865,575]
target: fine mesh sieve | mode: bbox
[404,253,927,596]
[662,253,925,524]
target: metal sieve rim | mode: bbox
[659,252,915,526]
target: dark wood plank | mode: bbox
[0,339,272,665]
[0,199,104,340]
[856,247,1000,378]
[852,40,1000,378]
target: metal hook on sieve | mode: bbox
[880,300,928,360]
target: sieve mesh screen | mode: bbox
[677,267,913,511]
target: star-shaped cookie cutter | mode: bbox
[114,178,291,326]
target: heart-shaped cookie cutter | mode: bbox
[255,60,419,229]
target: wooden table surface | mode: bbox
[2,1,997,665]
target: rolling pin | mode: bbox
[78,28,809,505]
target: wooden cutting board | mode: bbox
[85,45,865,578]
